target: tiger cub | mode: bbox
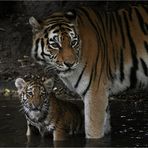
[15,76,83,140]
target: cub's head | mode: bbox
[29,11,81,77]
[15,77,54,119]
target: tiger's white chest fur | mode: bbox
[28,111,41,121]
[59,64,90,97]
[26,110,55,135]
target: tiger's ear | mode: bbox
[64,10,78,25]
[15,78,26,93]
[44,78,54,93]
[29,16,42,33]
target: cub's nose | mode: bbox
[31,104,41,111]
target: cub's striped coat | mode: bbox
[15,77,83,140]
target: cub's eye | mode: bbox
[27,92,33,96]
[50,43,59,48]
[71,40,77,47]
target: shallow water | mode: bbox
[0,99,148,147]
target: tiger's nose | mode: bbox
[31,104,41,111]
[32,107,39,111]
[64,61,74,68]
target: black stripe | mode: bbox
[123,11,138,88]
[109,13,113,42]
[74,62,87,89]
[44,28,48,38]
[93,21,103,80]
[112,12,117,34]
[43,24,60,33]
[79,8,99,36]
[77,17,83,26]
[130,67,137,89]
[145,24,148,33]
[135,8,147,35]
[53,29,60,33]
[109,13,117,70]
[116,11,125,48]
[51,23,72,31]
[96,12,108,48]
[140,58,148,76]
[95,11,109,81]
[44,27,49,35]
[42,51,52,58]
[93,49,100,81]
[82,67,94,97]
[41,38,44,51]
[144,41,148,53]
[46,18,70,23]
[34,38,47,63]
[108,65,113,81]
[105,12,109,31]
[48,24,59,31]
[79,8,101,81]
[44,34,48,38]
[112,47,117,71]
[143,5,148,14]
[34,39,40,60]
[41,38,45,59]
[94,21,106,86]
[128,7,133,21]
[119,48,124,82]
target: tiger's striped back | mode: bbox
[75,6,148,95]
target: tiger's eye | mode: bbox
[71,40,77,46]
[28,92,33,96]
[50,43,59,48]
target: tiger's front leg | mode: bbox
[84,84,109,139]
[26,121,31,136]
[53,128,68,141]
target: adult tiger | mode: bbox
[29,5,148,138]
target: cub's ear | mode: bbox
[15,78,26,93]
[44,78,54,93]
[29,16,42,33]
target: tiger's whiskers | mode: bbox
[44,65,57,73]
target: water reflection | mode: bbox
[0,99,148,147]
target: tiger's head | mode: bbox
[15,77,54,121]
[29,11,81,77]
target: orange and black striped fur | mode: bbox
[29,5,148,138]
[15,77,83,140]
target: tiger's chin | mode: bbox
[58,69,75,77]
[29,110,41,121]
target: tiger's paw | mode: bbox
[26,127,31,136]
